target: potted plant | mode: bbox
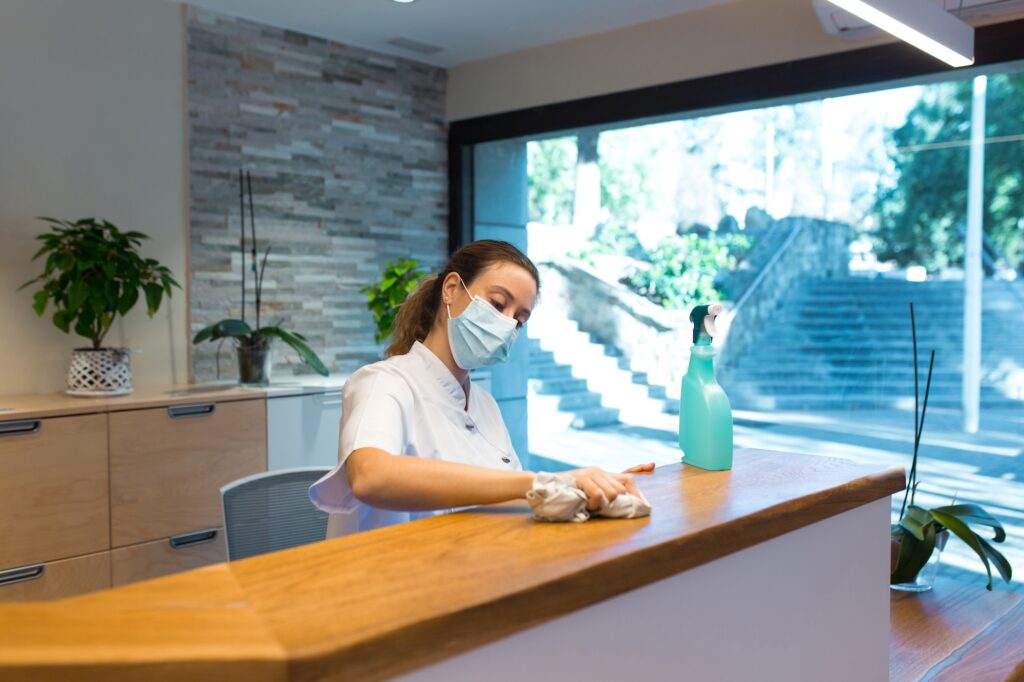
[889,303,1012,592]
[361,258,427,344]
[192,170,328,384]
[18,218,179,396]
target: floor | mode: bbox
[529,405,1024,594]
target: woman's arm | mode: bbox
[346,448,534,511]
[346,448,643,512]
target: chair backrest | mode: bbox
[220,467,332,561]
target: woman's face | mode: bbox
[444,262,537,330]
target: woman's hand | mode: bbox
[566,466,642,511]
[623,462,656,475]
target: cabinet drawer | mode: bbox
[111,527,226,586]
[0,414,109,566]
[0,551,110,602]
[109,398,267,547]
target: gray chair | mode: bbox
[220,466,332,561]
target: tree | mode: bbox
[527,137,576,225]
[873,73,1024,274]
[575,130,601,234]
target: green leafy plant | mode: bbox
[890,302,1012,590]
[192,169,328,377]
[361,258,427,343]
[18,217,179,348]
[627,233,749,310]
[569,223,644,267]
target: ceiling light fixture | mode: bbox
[826,0,974,67]
[392,0,416,4]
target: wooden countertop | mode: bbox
[0,448,904,681]
[0,380,346,420]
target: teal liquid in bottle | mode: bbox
[679,304,734,471]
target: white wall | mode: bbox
[447,0,1022,121]
[0,0,188,394]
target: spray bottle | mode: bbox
[679,304,734,470]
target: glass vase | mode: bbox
[891,528,949,592]
[237,338,272,385]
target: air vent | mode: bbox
[386,36,444,55]
[813,0,1024,37]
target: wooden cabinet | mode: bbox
[0,551,110,602]
[0,414,109,567]
[0,389,270,602]
[111,527,226,586]
[109,399,267,547]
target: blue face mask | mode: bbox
[447,276,520,370]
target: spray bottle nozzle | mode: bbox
[690,303,723,344]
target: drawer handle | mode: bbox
[0,563,45,587]
[167,403,216,419]
[0,419,41,437]
[316,392,342,406]
[169,528,218,549]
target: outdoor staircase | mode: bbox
[527,318,677,430]
[722,277,1024,410]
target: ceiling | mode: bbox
[180,0,731,67]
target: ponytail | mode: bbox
[385,274,442,357]
[384,240,540,357]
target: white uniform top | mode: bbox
[309,340,522,535]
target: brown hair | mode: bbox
[385,240,540,357]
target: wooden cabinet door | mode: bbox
[109,399,267,547]
[111,527,226,586]
[0,551,110,602]
[0,414,109,567]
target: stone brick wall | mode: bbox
[187,7,448,380]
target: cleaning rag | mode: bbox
[526,471,652,522]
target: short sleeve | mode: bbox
[475,385,523,471]
[309,367,411,514]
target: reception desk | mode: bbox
[0,448,903,681]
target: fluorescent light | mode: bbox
[827,0,974,67]
[392,0,416,3]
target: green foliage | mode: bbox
[627,233,751,310]
[191,317,328,377]
[873,73,1024,273]
[598,131,657,226]
[527,131,659,227]
[18,217,179,349]
[569,224,643,266]
[528,137,576,224]
[360,258,427,344]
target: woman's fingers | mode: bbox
[594,471,626,501]
[622,462,656,475]
[616,473,640,497]
[576,477,606,511]
[569,467,644,509]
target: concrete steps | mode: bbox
[527,339,619,430]
[527,317,679,430]
[726,277,1024,410]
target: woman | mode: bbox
[309,240,654,536]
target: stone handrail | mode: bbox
[717,217,850,377]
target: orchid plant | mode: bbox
[889,303,1011,590]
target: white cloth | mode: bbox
[309,340,522,535]
[526,471,652,522]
